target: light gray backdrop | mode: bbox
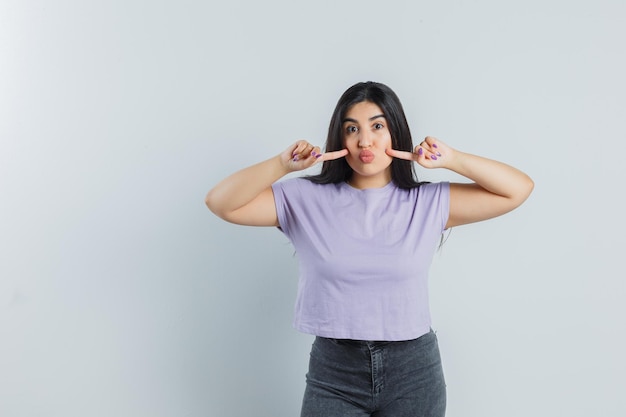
[1,0,624,416]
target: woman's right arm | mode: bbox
[205,154,287,226]
[205,141,347,227]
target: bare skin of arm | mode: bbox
[205,140,348,226]
[386,136,534,229]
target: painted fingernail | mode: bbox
[311,151,317,156]
[432,143,438,148]
[418,148,423,155]
[436,152,442,156]
[293,156,299,161]
[315,153,322,158]
[431,155,438,160]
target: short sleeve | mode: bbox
[271,178,305,240]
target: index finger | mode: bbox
[319,148,349,162]
[385,148,416,161]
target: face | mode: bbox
[342,101,393,188]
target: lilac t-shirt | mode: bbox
[272,178,450,341]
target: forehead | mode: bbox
[344,101,384,121]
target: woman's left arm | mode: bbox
[386,136,534,229]
[443,151,534,228]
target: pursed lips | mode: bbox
[358,150,375,163]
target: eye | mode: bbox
[374,123,384,130]
[346,125,358,134]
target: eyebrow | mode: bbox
[342,114,386,124]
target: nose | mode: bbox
[358,131,372,148]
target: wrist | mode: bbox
[441,148,465,171]
[274,154,293,175]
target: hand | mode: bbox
[385,136,454,169]
[281,140,348,172]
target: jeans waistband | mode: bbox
[322,329,434,348]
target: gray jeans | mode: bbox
[301,330,446,417]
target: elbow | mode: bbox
[513,175,534,207]
[523,175,535,200]
[205,189,238,223]
[204,189,223,217]
[204,190,213,211]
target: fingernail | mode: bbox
[418,148,423,155]
[432,143,438,148]
[431,155,438,160]
[293,156,299,161]
[436,152,442,156]
[311,151,317,156]
[292,152,297,157]
[315,153,322,158]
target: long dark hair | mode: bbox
[306,81,424,189]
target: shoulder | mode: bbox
[403,181,449,198]
[273,177,338,193]
[272,177,340,201]
[420,181,449,194]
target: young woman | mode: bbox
[205,81,534,417]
